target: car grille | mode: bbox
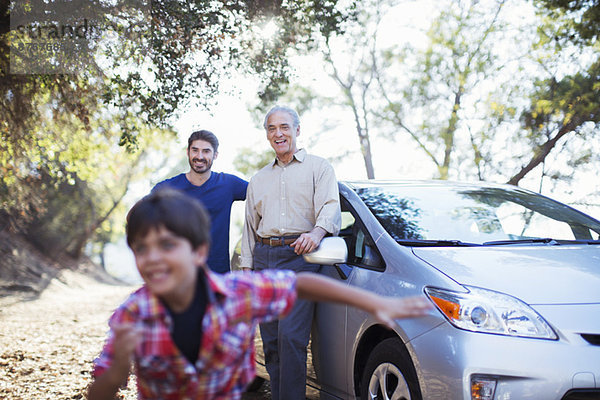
[581,334,600,346]
[561,389,600,400]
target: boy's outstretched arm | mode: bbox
[296,272,432,328]
[88,323,141,400]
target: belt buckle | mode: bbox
[269,237,280,246]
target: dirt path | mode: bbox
[0,270,138,399]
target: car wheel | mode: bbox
[360,338,421,400]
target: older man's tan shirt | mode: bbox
[240,149,341,269]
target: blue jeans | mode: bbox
[254,242,320,400]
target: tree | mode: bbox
[4,0,357,143]
[299,0,513,180]
[535,0,600,45]
[233,147,275,177]
[503,0,600,186]
[375,0,518,180]
[284,0,598,202]
[0,80,177,259]
[506,60,600,186]
[320,0,390,178]
[1,0,357,262]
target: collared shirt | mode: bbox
[240,148,341,269]
[92,269,297,400]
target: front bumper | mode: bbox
[410,321,600,400]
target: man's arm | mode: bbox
[291,159,341,255]
[239,180,258,271]
[232,175,249,201]
[295,273,432,328]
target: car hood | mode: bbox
[412,245,600,304]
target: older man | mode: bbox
[240,105,341,399]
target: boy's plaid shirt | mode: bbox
[92,269,297,399]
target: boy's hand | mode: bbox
[373,296,433,330]
[88,323,142,400]
[110,322,142,373]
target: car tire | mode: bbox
[360,337,422,400]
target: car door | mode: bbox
[308,202,354,398]
[310,194,387,399]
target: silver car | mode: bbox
[243,180,600,400]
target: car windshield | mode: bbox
[354,184,600,245]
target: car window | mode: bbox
[354,185,600,244]
[496,201,579,239]
[340,199,385,270]
[340,210,355,234]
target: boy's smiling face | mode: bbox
[130,225,208,312]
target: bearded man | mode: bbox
[153,130,248,273]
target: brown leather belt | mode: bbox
[258,236,299,246]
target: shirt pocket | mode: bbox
[289,181,314,211]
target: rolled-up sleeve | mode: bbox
[240,180,258,269]
[314,160,341,236]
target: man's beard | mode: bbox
[189,158,212,173]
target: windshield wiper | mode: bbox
[483,238,559,246]
[547,239,600,245]
[399,238,600,247]
[396,239,480,247]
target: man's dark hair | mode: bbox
[126,188,211,250]
[187,130,219,152]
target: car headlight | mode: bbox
[425,286,557,339]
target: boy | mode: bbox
[88,189,431,400]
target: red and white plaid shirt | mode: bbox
[93,269,297,399]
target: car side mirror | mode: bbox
[303,237,348,265]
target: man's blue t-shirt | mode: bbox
[153,172,248,273]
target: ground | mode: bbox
[0,267,136,399]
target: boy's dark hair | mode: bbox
[187,130,219,152]
[126,188,211,250]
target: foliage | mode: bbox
[298,0,514,180]
[233,147,275,176]
[502,0,600,187]
[104,0,356,129]
[279,0,599,212]
[1,0,356,261]
[510,59,600,184]
[535,0,600,44]
[0,79,176,257]
[378,0,511,180]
